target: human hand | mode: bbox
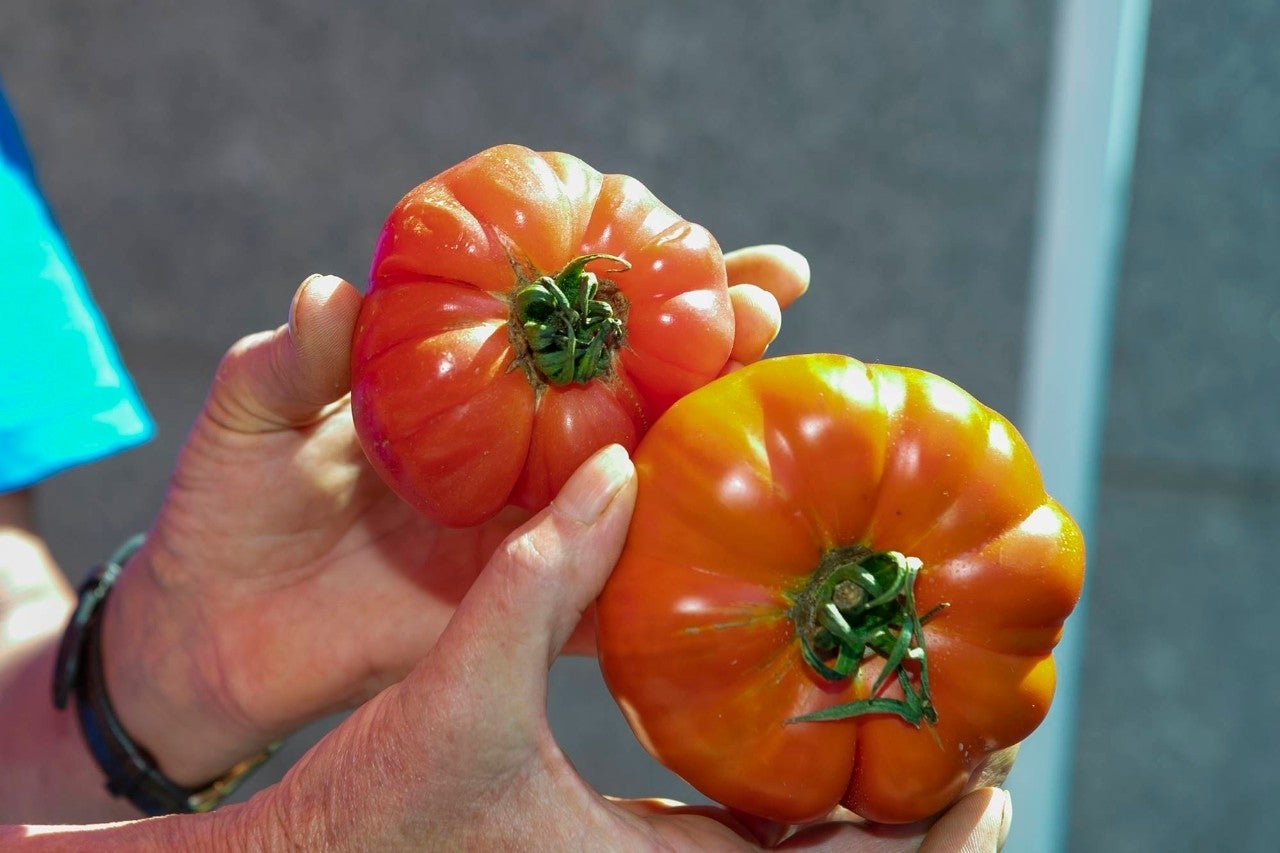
[99,245,810,789]
[211,446,1010,851]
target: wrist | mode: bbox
[98,538,269,788]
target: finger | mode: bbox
[419,444,637,713]
[560,600,599,656]
[206,274,362,433]
[917,787,1010,853]
[968,744,1020,790]
[728,283,782,365]
[606,796,688,814]
[775,789,1009,852]
[724,244,811,310]
[611,798,763,847]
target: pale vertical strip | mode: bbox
[1004,1,1150,851]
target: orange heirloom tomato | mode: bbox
[596,354,1085,825]
[351,144,733,527]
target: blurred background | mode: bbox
[2,1,1276,850]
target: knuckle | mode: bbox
[498,528,557,577]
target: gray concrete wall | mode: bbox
[2,2,1274,849]
[1069,2,1280,851]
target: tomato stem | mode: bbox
[510,253,630,386]
[786,548,945,727]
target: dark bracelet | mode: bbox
[52,534,278,815]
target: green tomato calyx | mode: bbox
[512,253,630,386]
[787,547,946,727]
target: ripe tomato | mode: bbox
[596,354,1085,824]
[351,144,733,527]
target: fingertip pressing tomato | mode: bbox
[596,353,1085,825]
[351,144,734,527]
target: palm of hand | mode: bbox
[149,395,524,739]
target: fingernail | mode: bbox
[555,444,634,524]
[997,789,1012,850]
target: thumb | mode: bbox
[207,274,361,433]
[314,446,636,847]
[413,444,637,720]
